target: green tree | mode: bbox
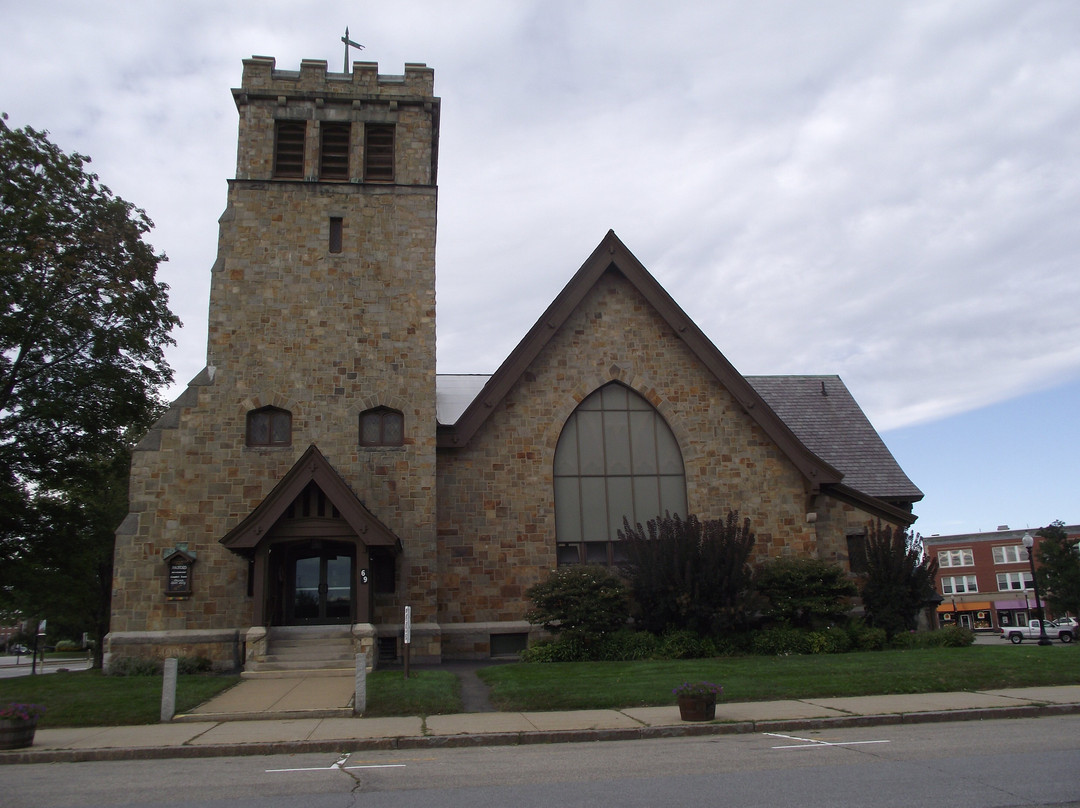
[524,565,629,640]
[1036,520,1080,619]
[6,448,130,667]
[754,557,857,629]
[0,115,179,663]
[859,521,938,639]
[0,114,179,488]
[619,511,756,636]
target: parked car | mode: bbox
[1000,619,1074,644]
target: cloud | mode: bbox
[3,0,1079,435]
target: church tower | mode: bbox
[109,57,441,669]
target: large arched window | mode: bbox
[553,383,686,566]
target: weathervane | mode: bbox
[342,27,364,72]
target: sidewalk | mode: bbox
[3,682,1079,765]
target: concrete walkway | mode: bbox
[3,683,1079,765]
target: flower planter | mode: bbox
[0,718,38,750]
[677,696,716,722]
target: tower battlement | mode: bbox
[236,56,435,103]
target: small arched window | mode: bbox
[360,407,404,447]
[553,383,686,566]
[246,407,292,447]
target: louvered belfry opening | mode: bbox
[273,120,306,177]
[319,123,350,180]
[364,123,395,181]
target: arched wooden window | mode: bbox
[246,406,292,447]
[360,407,404,447]
[553,383,686,566]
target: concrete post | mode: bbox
[161,657,178,722]
[354,652,367,715]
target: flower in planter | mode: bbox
[0,703,46,722]
[672,681,723,700]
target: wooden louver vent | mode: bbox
[320,123,350,180]
[364,123,395,181]
[273,121,306,178]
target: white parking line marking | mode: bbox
[267,753,407,773]
[765,732,891,750]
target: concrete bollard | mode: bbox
[354,652,367,715]
[161,657,178,722]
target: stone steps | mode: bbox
[243,625,358,678]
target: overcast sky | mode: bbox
[3,1,1078,537]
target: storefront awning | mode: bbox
[936,601,993,613]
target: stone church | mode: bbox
[105,56,922,671]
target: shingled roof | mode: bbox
[747,375,923,503]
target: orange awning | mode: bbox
[937,601,993,613]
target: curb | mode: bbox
[2,702,1078,765]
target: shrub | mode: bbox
[848,624,888,651]
[525,565,629,639]
[620,511,756,636]
[754,557,857,629]
[54,640,82,652]
[108,655,162,676]
[750,626,810,656]
[657,629,708,660]
[519,635,591,663]
[806,627,852,654]
[177,655,213,674]
[596,630,659,661]
[889,627,974,649]
[860,521,939,640]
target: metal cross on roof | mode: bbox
[342,27,364,72]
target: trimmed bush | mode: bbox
[750,627,810,656]
[177,656,213,674]
[108,655,162,676]
[591,630,657,661]
[525,565,629,639]
[54,640,82,652]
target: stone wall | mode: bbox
[436,271,894,633]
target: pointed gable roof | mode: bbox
[437,230,843,491]
[219,444,401,551]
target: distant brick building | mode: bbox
[923,525,1080,631]
[106,56,922,671]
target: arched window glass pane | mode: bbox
[247,407,291,447]
[553,383,685,566]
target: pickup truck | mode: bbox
[1000,619,1074,644]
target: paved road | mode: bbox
[4,714,1079,808]
[0,655,91,679]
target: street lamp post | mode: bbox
[1022,532,1052,646]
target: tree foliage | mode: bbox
[619,511,756,636]
[754,557,857,629]
[859,521,938,639]
[0,115,179,661]
[1036,520,1080,619]
[0,114,179,487]
[524,565,629,639]
[4,448,130,666]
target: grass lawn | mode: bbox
[364,670,461,717]
[0,670,239,728]
[478,645,1080,712]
